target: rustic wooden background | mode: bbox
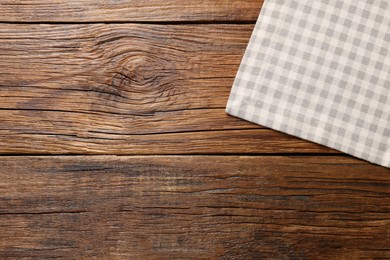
[0,0,389,259]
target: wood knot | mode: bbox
[113,55,161,87]
[107,54,183,112]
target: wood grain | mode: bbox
[2,1,388,260]
[0,155,389,259]
[0,23,334,154]
[0,0,262,22]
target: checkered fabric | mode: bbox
[226,0,390,167]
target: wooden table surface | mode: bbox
[0,1,389,259]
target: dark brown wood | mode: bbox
[0,0,262,22]
[0,23,335,155]
[0,156,389,259]
[1,1,388,259]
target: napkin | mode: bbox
[226,0,389,167]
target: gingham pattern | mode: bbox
[226,0,390,167]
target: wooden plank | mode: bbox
[0,0,262,22]
[0,155,389,258]
[0,23,335,154]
